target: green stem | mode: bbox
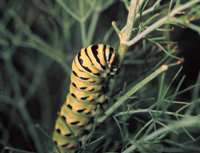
[173,18,200,35]
[127,16,168,46]
[170,0,200,17]
[123,117,200,153]
[79,0,87,47]
[98,65,168,123]
[112,21,121,36]
[127,0,200,46]
[56,0,80,21]
[120,0,138,43]
[115,108,186,118]
[109,0,142,92]
[118,0,142,65]
[87,6,100,45]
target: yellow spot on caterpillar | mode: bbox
[57,142,62,146]
[87,87,93,91]
[93,69,99,74]
[60,111,64,116]
[87,97,93,101]
[84,109,90,114]
[55,124,58,129]
[71,106,75,111]
[66,118,71,123]
[77,122,83,127]
[88,79,94,82]
[67,144,73,148]
[65,99,68,105]
[61,130,65,135]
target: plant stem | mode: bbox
[120,0,138,44]
[173,18,200,35]
[115,108,186,118]
[79,0,87,47]
[127,16,168,46]
[56,0,80,21]
[118,0,139,65]
[127,0,200,46]
[109,0,142,94]
[122,117,200,153]
[98,65,168,123]
[87,4,100,45]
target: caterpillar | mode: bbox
[52,44,118,153]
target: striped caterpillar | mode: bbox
[53,44,118,152]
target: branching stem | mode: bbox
[98,65,168,123]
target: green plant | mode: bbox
[0,0,200,153]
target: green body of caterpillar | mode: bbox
[53,44,118,153]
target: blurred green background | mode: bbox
[0,0,200,153]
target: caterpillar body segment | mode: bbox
[53,44,118,152]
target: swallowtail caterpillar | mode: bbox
[53,44,118,152]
